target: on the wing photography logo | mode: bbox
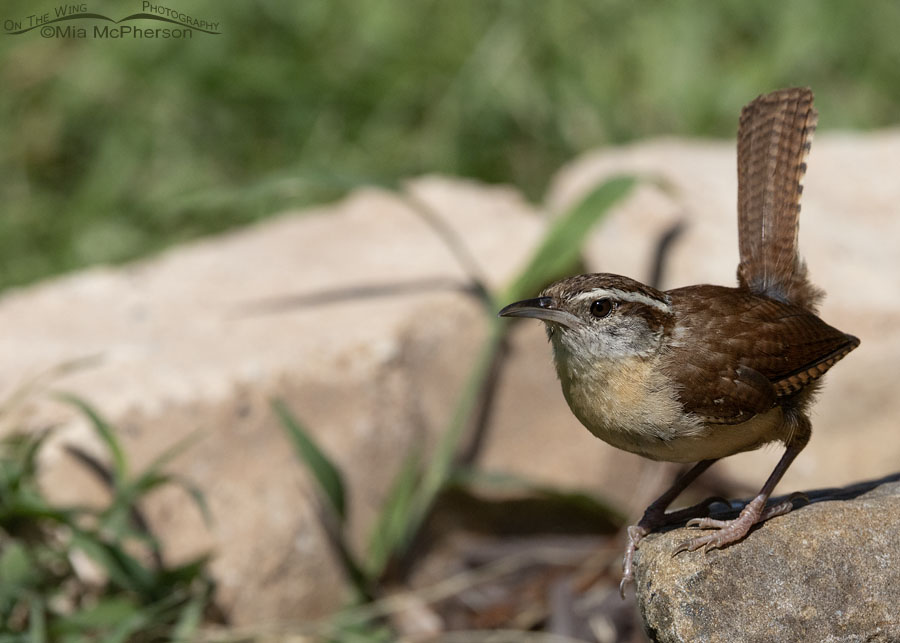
[4,2,220,39]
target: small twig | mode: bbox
[233,277,482,316]
[647,219,686,290]
[454,332,511,468]
[400,189,493,307]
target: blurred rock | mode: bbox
[0,176,644,625]
[634,476,900,642]
[0,178,543,624]
[1,130,898,626]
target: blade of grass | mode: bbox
[28,596,47,643]
[157,554,213,589]
[170,595,205,642]
[64,445,164,567]
[164,474,212,527]
[0,498,78,526]
[100,611,150,643]
[55,395,128,483]
[0,355,103,424]
[140,431,204,480]
[69,530,156,598]
[14,429,54,482]
[500,176,636,305]
[367,450,422,578]
[50,597,141,634]
[272,400,372,597]
[272,400,347,523]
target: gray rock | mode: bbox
[635,476,900,642]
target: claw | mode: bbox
[675,531,723,554]
[672,541,689,557]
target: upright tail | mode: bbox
[736,87,822,312]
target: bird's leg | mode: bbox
[620,459,719,597]
[676,416,811,554]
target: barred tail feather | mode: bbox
[736,87,822,312]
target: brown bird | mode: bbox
[499,87,859,595]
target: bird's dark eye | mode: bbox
[590,298,615,318]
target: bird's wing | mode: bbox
[666,286,858,424]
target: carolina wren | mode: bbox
[499,88,859,595]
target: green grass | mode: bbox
[0,396,214,642]
[2,0,900,290]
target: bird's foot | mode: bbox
[619,525,649,599]
[675,491,807,554]
[619,495,730,598]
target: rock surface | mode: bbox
[635,476,900,642]
[1,131,899,626]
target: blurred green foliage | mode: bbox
[0,397,213,641]
[2,0,899,290]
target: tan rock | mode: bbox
[0,178,547,624]
[2,176,645,625]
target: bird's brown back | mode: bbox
[665,285,858,424]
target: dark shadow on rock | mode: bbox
[653,471,900,535]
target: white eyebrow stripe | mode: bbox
[570,288,671,312]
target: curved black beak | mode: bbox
[498,297,580,328]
